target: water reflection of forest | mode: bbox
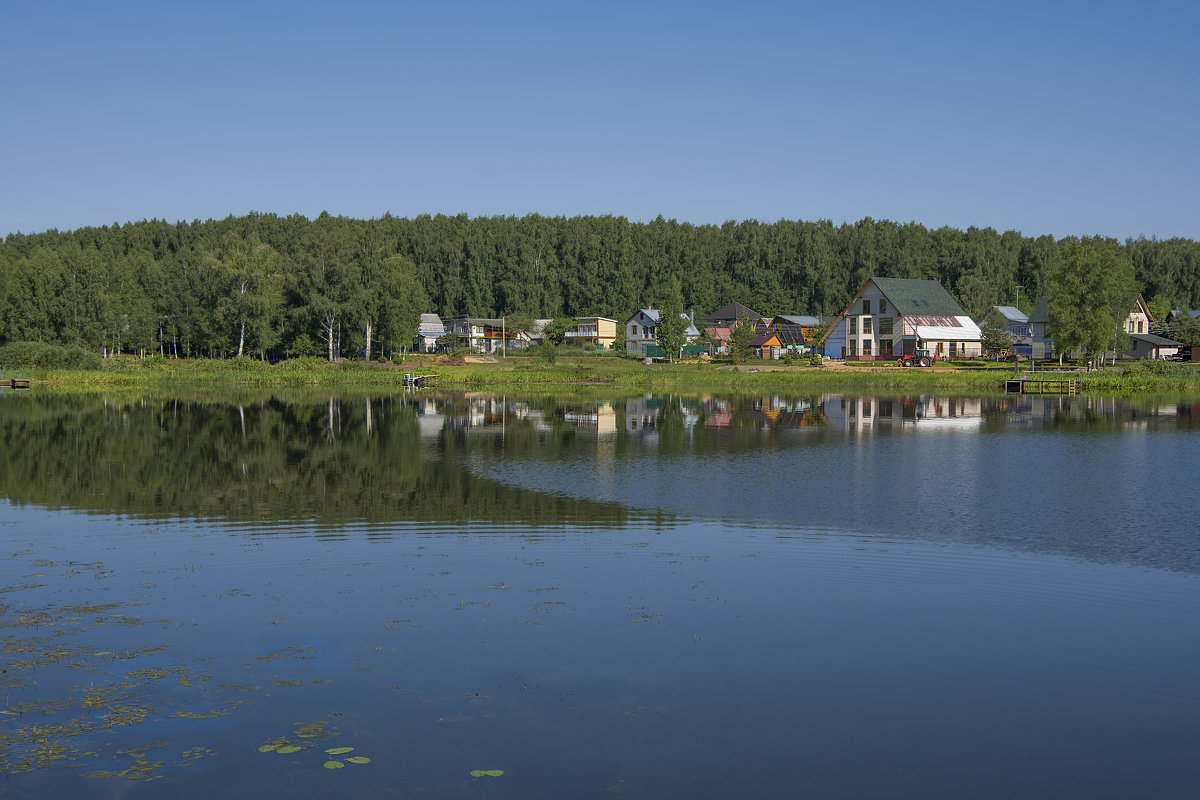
[0,394,640,526]
[1,392,1194,523]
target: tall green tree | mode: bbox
[1048,236,1137,360]
[656,305,688,363]
[206,233,283,358]
[374,255,428,358]
[730,313,757,364]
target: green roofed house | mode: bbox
[824,277,983,361]
[1125,332,1182,360]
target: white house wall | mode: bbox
[834,282,982,359]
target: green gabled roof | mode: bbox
[1130,333,1182,346]
[869,277,966,317]
[1029,296,1050,324]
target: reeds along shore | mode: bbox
[13,353,1200,393]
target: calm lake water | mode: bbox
[1,391,1198,798]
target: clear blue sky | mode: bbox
[3,0,1197,239]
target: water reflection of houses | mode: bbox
[624,395,700,441]
[700,395,823,430]
[561,402,618,436]
[415,395,557,438]
[821,395,985,433]
[415,398,446,439]
[625,395,662,440]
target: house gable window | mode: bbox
[880,299,887,313]
[863,299,871,315]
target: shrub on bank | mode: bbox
[276,356,325,372]
[1123,358,1180,376]
[0,341,102,370]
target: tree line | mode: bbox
[2,212,1198,359]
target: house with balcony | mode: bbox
[445,317,515,354]
[564,316,618,349]
[825,277,983,361]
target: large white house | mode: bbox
[825,277,983,361]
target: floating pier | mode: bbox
[1005,370,1081,395]
[1,371,31,391]
[404,373,437,388]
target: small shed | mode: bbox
[1126,333,1182,360]
[751,331,783,360]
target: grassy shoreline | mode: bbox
[9,352,1200,395]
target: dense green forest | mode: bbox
[2,212,1198,360]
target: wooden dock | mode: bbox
[404,373,437,388]
[1,371,31,391]
[1005,370,1081,395]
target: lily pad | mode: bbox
[276,745,301,754]
[325,747,354,755]
[345,756,371,764]
[323,760,344,769]
[257,744,278,753]
[470,769,504,777]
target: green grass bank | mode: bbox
[8,351,1200,394]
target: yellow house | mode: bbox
[565,317,618,349]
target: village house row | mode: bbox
[416,277,1195,362]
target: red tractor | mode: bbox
[897,348,937,367]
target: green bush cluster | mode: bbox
[1123,358,1183,376]
[0,341,102,370]
[276,357,325,372]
